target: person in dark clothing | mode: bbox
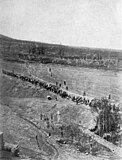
[64,81,66,85]
[55,96,58,101]
[46,121,50,129]
[49,68,51,72]
[49,132,51,137]
[51,114,53,120]
[40,113,43,120]
[60,126,64,137]
[66,86,68,91]
[108,94,111,99]
[83,91,86,96]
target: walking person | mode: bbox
[108,94,111,99]
[66,86,68,91]
[83,91,86,96]
[48,68,52,77]
[64,81,66,85]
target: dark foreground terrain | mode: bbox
[0,59,122,160]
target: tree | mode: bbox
[91,98,121,145]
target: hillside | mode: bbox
[0,34,122,159]
[0,34,122,69]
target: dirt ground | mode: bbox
[0,61,121,160]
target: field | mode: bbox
[0,34,122,160]
[2,60,122,103]
[0,59,122,160]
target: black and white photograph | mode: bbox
[0,0,122,159]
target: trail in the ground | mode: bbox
[30,74,122,158]
[2,70,122,159]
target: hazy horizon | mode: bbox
[0,0,122,50]
[1,33,122,52]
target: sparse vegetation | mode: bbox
[90,98,121,145]
[0,34,122,70]
[2,69,121,147]
[0,34,122,159]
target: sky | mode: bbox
[0,0,122,49]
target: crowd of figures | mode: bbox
[2,69,121,145]
[2,69,93,106]
[2,69,117,113]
